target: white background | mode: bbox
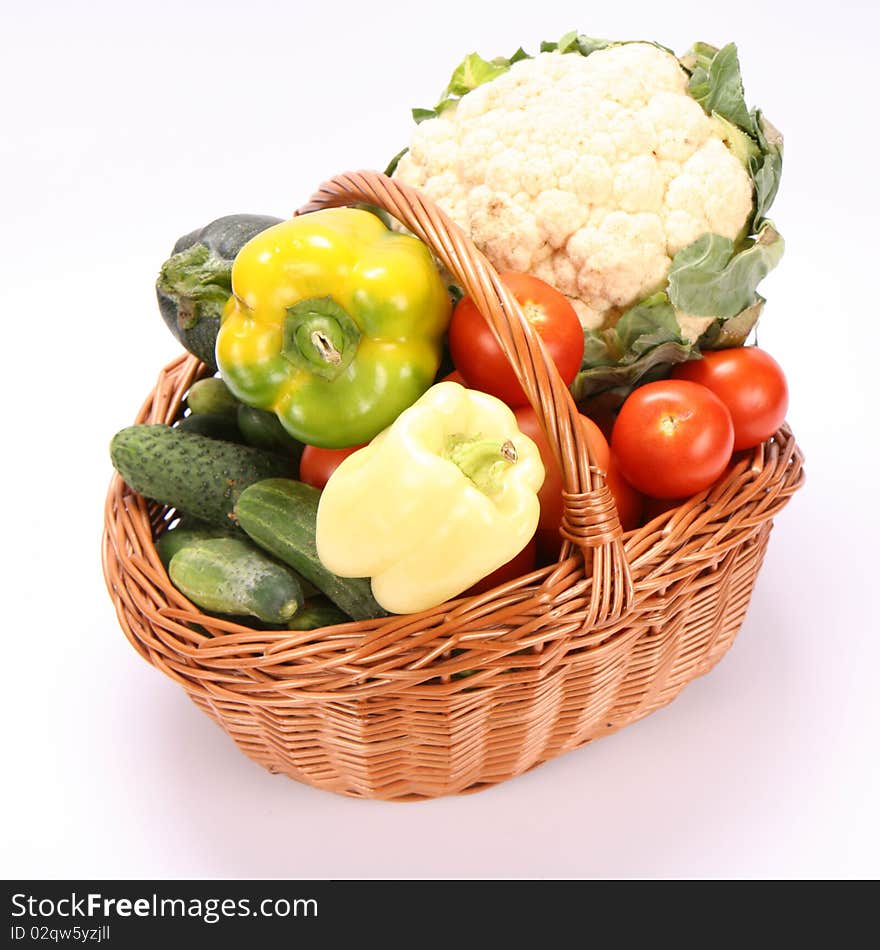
[3,0,877,879]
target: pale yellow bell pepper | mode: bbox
[315,381,545,614]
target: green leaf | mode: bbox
[697,297,765,350]
[683,45,783,227]
[443,52,510,98]
[667,222,784,319]
[570,293,695,400]
[750,110,784,226]
[542,31,665,59]
[384,147,408,177]
[572,340,694,402]
[681,41,718,69]
[541,30,610,56]
[408,48,533,131]
[613,293,682,353]
[686,42,753,134]
[574,35,611,56]
[573,226,780,404]
[553,30,579,53]
[712,114,760,168]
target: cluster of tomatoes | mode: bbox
[297,271,789,588]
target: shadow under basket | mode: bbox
[102,171,805,801]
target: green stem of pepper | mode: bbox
[444,435,518,495]
[281,296,362,381]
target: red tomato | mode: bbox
[299,443,365,490]
[464,537,537,595]
[641,495,685,524]
[640,449,750,525]
[514,407,643,551]
[604,457,644,531]
[671,347,788,450]
[450,272,584,408]
[611,380,734,499]
[515,407,609,534]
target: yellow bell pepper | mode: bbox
[215,207,452,448]
[315,381,545,614]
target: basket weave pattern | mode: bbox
[102,172,804,800]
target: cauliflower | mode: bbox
[394,43,755,331]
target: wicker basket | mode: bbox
[102,171,805,801]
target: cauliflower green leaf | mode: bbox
[571,223,781,403]
[571,294,695,401]
[540,30,674,58]
[540,32,611,56]
[684,42,754,133]
[682,43,784,231]
[667,221,784,319]
[750,111,783,226]
[413,48,530,124]
[712,113,761,167]
[698,297,764,350]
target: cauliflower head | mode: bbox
[394,43,754,331]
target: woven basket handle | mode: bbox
[298,171,633,625]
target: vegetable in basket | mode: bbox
[390,32,784,403]
[513,406,643,544]
[671,346,788,450]
[611,380,735,498]
[315,381,544,614]
[234,479,385,621]
[157,213,282,371]
[215,207,452,448]
[109,424,294,528]
[169,537,305,625]
[449,272,584,407]
[185,376,240,417]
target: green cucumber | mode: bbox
[110,425,293,527]
[237,404,304,464]
[155,520,238,568]
[186,377,240,416]
[176,412,243,442]
[169,537,304,624]
[157,520,321,600]
[234,478,385,621]
[286,599,351,630]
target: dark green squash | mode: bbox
[156,214,282,370]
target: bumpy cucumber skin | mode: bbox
[186,377,240,417]
[110,425,293,527]
[234,479,384,621]
[169,538,304,624]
